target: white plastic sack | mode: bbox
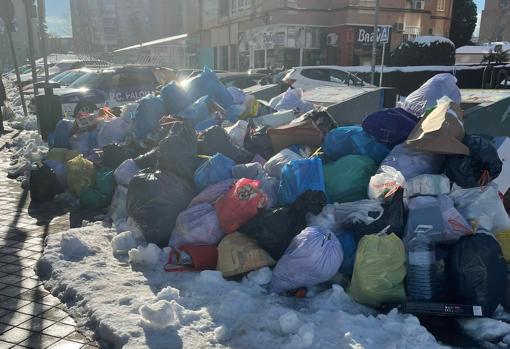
[405,174,450,198]
[402,74,461,118]
[227,86,246,105]
[97,117,130,148]
[110,185,129,224]
[405,195,471,244]
[334,200,384,226]
[379,143,444,180]
[449,183,510,234]
[368,166,405,201]
[264,149,303,179]
[169,203,224,248]
[437,195,473,238]
[271,227,343,293]
[273,88,313,113]
[114,159,140,187]
[225,120,249,147]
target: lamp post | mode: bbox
[370,0,380,85]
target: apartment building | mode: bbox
[479,0,510,43]
[70,0,182,53]
[185,0,453,70]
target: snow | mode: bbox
[111,230,145,255]
[38,223,449,349]
[412,36,454,47]
[456,43,510,55]
[307,64,510,74]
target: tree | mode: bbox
[390,40,456,66]
[449,0,477,47]
[482,49,510,64]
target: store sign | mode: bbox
[355,26,391,48]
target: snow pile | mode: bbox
[38,224,449,349]
[7,130,49,178]
[412,36,455,47]
[3,80,38,130]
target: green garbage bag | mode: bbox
[323,155,376,203]
[79,169,115,210]
[349,233,406,307]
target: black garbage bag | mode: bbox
[298,108,338,135]
[127,171,195,247]
[447,234,507,316]
[134,148,158,171]
[350,188,405,240]
[239,190,326,260]
[198,125,253,164]
[157,120,199,181]
[30,163,58,202]
[444,135,502,188]
[244,126,274,160]
[102,143,133,170]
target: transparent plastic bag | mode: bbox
[368,166,405,201]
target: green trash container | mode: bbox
[34,82,62,141]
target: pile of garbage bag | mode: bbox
[29,69,510,317]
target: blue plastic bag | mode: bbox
[133,95,166,139]
[277,157,325,206]
[48,119,74,149]
[194,153,235,192]
[184,67,234,108]
[362,108,418,148]
[178,95,213,125]
[271,226,343,293]
[324,126,389,165]
[334,230,357,276]
[160,81,192,115]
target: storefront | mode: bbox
[238,25,325,71]
[326,25,392,66]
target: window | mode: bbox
[403,26,420,42]
[231,0,251,15]
[437,0,445,11]
[152,68,177,85]
[328,69,349,84]
[301,69,330,82]
[120,69,156,87]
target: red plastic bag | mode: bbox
[215,178,266,234]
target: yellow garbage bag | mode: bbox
[496,231,510,263]
[47,148,80,163]
[67,155,95,197]
[217,232,275,277]
[349,233,406,307]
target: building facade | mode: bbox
[479,0,510,43]
[70,0,182,53]
[185,0,453,70]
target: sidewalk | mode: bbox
[0,128,99,349]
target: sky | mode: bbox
[45,0,72,37]
[44,0,485,38]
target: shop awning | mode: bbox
[113,33,188,53]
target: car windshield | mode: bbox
[50,71,72,83]
[59,70,88,85]
[69,72,112,89]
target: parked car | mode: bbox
[30,66,176,117]
[23,68,94,94]
[217,72,267,89]
[282,66,372,90]
[177,69,227,81]
[20,59,110,88]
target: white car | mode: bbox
[282,66,372,91]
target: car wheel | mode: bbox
[73,101,98,117]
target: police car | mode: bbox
[53,65,176,117]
